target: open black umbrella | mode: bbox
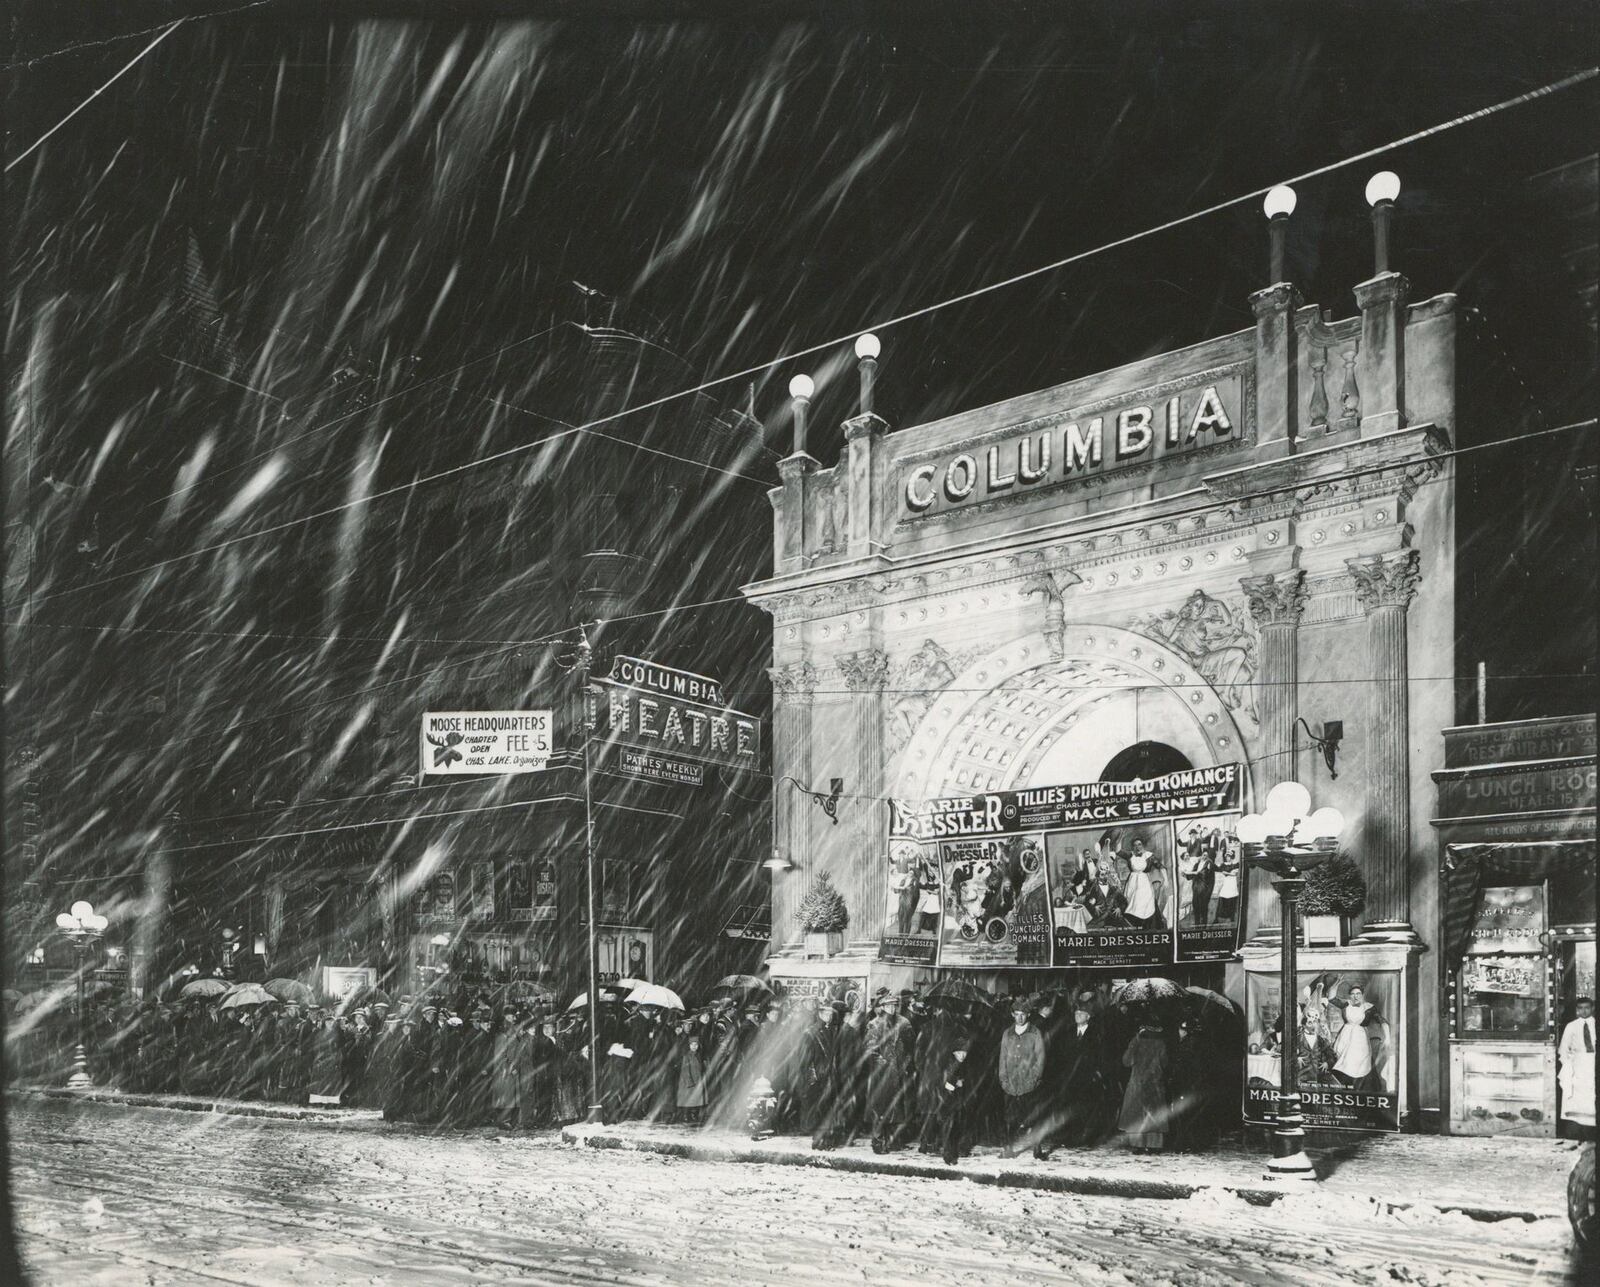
[711,974,772,998]
[1109,977,1186,1010]
[1184,985,1240,1025]
[924,978,999,1011]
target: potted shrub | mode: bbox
[1301,855,1367,945]
[796,874,849,958]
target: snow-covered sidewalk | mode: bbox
[561,1119,1580,1222]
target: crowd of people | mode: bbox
[7,979,1241,1162]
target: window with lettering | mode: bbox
[1458,885,1548,1037]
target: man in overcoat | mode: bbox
[866,990,916,1153]
[998,997,1047,1159]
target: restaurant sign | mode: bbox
[901,368,1248,518]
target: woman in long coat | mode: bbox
[489,1014,521,1130]
[674,1025,708,1125]
[307,1011,345,1105]
[1118,1019,1172,1152]
[553,1020,586,1125]
[518,1017,559,1130]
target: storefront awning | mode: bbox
[1443,838,1595,961]
[720,902,772,942]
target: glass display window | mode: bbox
[1457,954,1549,1036]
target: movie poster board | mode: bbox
[880,764,1242,968]
[1044,821,1174,967]
[937,834,1053,967]
[1174,814,1244,962]
[1243,967,1402,1132]
[878,837,941,965]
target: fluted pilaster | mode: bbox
[839,649,890,945]
[768,661,818,949]
[1241,569,1309,936]
[1346,551,1422,944]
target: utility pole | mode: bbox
[575,623,604,1124]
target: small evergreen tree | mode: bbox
[795,873,850,933]
[1301,854,1368,916]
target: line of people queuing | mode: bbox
[8,983,1240,1163]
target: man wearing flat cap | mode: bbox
[998,997,1048,1158]
[866,989,915,1153]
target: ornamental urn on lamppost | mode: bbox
[54,900,109,1089]
[1236,782,1345,1183]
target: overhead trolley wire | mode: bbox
[12,70,1596,610]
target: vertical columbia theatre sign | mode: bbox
[902,370,1248,517]
[597,656,761,784]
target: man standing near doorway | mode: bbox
[1559,997,1595,1139]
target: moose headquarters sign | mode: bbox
[879,765,1243,969]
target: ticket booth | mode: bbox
[1434,714,1596,1137]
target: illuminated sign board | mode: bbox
[900,368,1249,518]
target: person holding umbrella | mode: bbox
[1118,1008,1173,1153]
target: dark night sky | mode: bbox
[9,2,1595,466]
[4,2,1594,825]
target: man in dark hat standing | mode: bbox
[998,997,1048,1159]
[866,989,915,1153]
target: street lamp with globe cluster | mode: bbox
[54,900,109,1089]
[1236,782,1345,1183]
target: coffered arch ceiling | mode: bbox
[896,625,1251,802]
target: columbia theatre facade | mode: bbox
[746,258,1460,1126]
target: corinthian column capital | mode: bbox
[768,661,819,704]
[838,649,891,693]
[1346,550,1421,612]
[1240,569,1309,629]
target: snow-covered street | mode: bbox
[11,1098,1582,1285]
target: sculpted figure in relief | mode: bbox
[1131,589,1258,722]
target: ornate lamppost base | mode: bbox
[1264,1148,1319,1182]
[66,1043,93,1090]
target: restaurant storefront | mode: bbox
[746,236,1464,1125]
[1433,714,1596,1137]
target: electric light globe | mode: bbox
[1263,185,1297,219]
[1235,814,1267,845]
[1265,781,1312,821]
[1365,170,1401,207]
[788,373,814,400]
[1261,811,1295,840]
[1307,807,1345,841]
[854,333,881,360]
[56,913,76,930]
[70,901,93,922]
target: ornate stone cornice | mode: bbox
[1345,550,1421,612]
[1203,422,1449,521]
[1249,282,1303,318]
[842,412,888,443]
[1240,569,1309,628]
[837,649,891,692]
[768,661,819,703]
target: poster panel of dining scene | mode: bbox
[878,764,1244,970]
[1243,969,1402,1132]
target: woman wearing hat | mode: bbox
[1118,1015,1173,1153]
